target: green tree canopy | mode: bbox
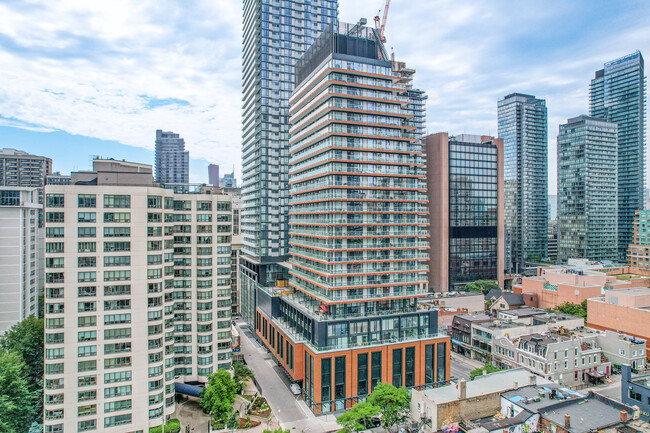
[0,316,44,390]
[464,280,500,295]
[263,429,290,433]
[469,363,503,380]
[0,351,36,433]
[200,370,238,423]
[232,361,254,392]
[337,402,381,433]
[366,383,410,432]
[555,301,587,318]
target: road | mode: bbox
[234,320,339,433]
[450,352,482,380]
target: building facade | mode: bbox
[239,0,338,329]
[629,210,650,272]
[43,160,234,433]
[622,364,650,420]
[590,52,646,260]
[249,22,450,413]
[154,130,189,186]
[208,164,220,187]
[0,187,42,332]
[498,94,548,272]
[426,133,505,292]
[557,116,618,263]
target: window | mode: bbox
[78,227,96,238]
[105,342,131,354]
[104,212,130,223]
[78,257,96,268]
[78,242,96,253]
[104,413,131,427]
[148,196,161,208]
[104,241,130,252]
[78,360,96,372]
[629,389,642,401]
[46,257,64,268]
[104,314,131,325]
[104,285,131,296]
[46,194,64,207]
[358,353,368,396]
[104,256,131,267]
[46,227,64,238]
[104,328,131,340]
[78,390,96,402]
[78,375,97,387]
[46,212,64,223]
[78,419,96,432]
[78,212,96,223]
[104,385,131,398]
[78,272,96,283]
[104,299,130,311]
[105,357,131,369]
[46,242,64,253]
[78,316,96,327]
[104,371,132,384]
[78,345,97,357]
[104,270,130,281]
[104,227,130,237]
[78,194,96,208]
[392,348,403,387]
[78,331,97,342]
[104,399,132,413]
[78,286,96,297]
[104,195,130,208]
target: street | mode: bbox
[450,352,483,380]
[234,319,339,433]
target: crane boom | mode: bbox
[379,0,390,41]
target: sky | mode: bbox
[0,0,649,193]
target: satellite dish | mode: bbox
[574,289,580,296]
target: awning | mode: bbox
[587,371,604,378]
[175,382,203,397]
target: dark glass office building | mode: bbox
[426,133,505,291]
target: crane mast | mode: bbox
[373,0,390,43]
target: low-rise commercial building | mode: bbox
[588,287,650,359]
[622,364,650,420]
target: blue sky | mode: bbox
[0,0,649,191]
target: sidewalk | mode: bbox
[451,351,484,370]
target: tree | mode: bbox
[263,429,290,433]
[366,383,410,432]
[337,402,381,433]
[555,301,587,318]
[0,316,44,424]
[200,370,238,423]
[469,363,503,380]
[0,352,36,433]
[1,316,44,389]
[233,361,254,392]
[465,280,500,295]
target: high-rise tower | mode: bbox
[239,0,338,324]
[590,52,646,259]
[498,93,548,272]
[154,130,189,186]
[251,22,450,413]
[557,116,618,262]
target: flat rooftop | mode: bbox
[421,368,549,404]
[540,393,633,433]
[502,383,584,412]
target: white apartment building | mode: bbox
[43,160,234,433]
[0,187,42,332]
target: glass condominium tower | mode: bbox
[498,93,548,272]
[590,51,646,260]
[240,0,338,324]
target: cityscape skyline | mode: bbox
[1,1,649,193]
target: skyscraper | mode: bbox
[498,93,548,272]
[154,130,189,186]
[43,159,236,432]
[251,22,449,413]
[557,116,618,263]
[239,0,338,324]
[590,52,646,259]
[426,133,505,291]
[0,187,42,332]
[208,164,220,186]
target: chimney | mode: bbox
[513,381,518,389]
[459,380,467,400]
[620,410,628,422]
[529,375,537,386]
[565,414,571,429]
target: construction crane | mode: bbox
[373,0,390,43]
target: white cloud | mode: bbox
[1,0,649,191]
